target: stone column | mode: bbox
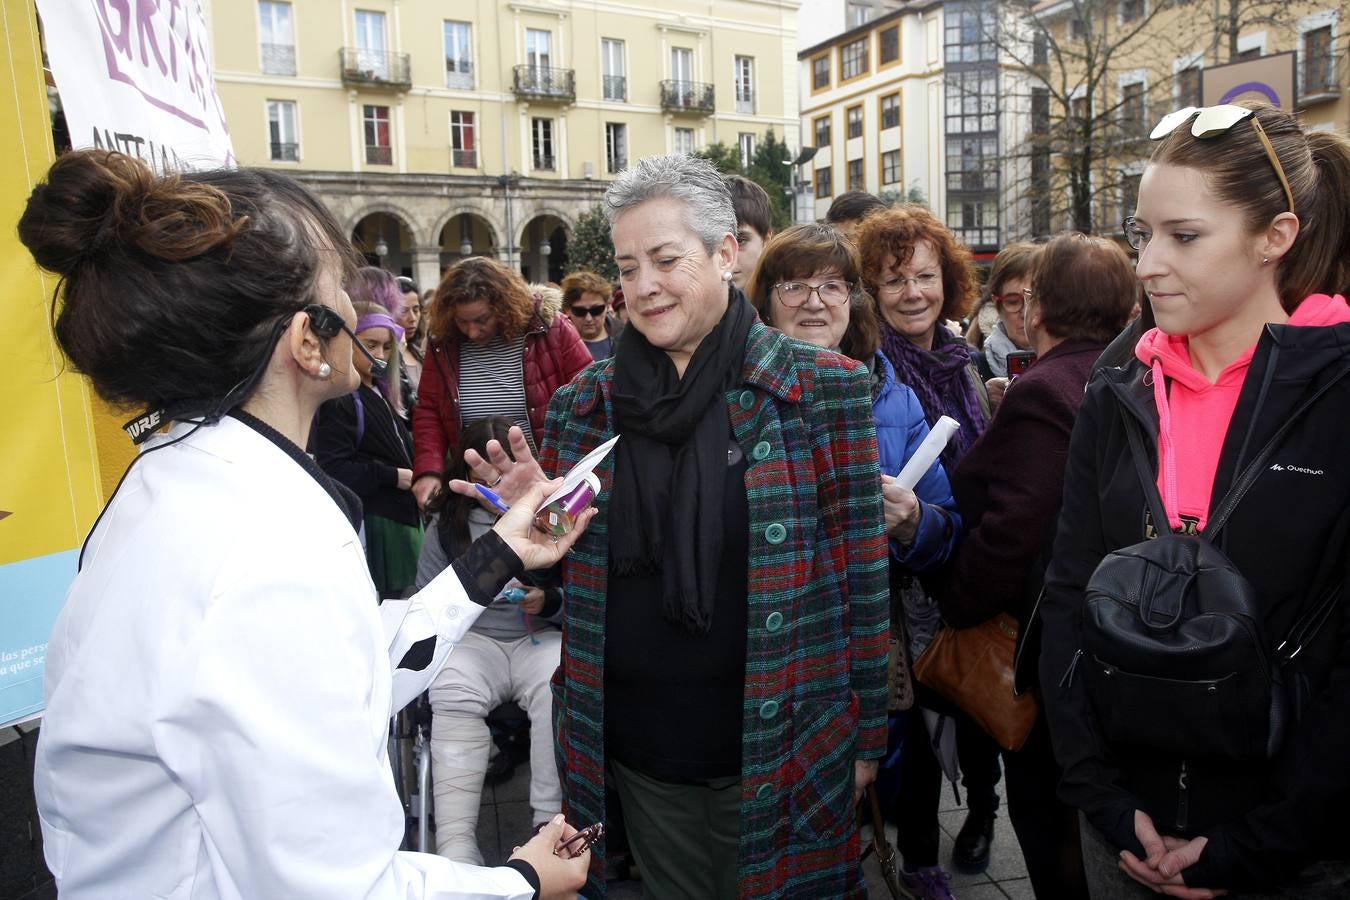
[411,246,442,293]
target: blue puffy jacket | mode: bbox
[872,352,961,571]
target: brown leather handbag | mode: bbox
[912,612,1039,752]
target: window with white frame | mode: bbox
[847,158,865,191]
[444,21,473,89]
[354,10,388,79]
[606,122,628,173]
[532,117,555,170]
[1120,0,1145,24]
[363,104,391,165]
[259,1,295,75]
[880,93,900,129]
[846,1,872,29]
[1120,80,1146,138]
[451,111,476,168]
[814,115,831,147]
[1176,65,1201,108]
[674,127,695,155]
[1303,23,1335,95]
[738,132,757,166]
[735,56,755,113]
[267,100,298,160]
[881,150,900,185]
[602,38,626,101]
[847,105,863,139]
[841,37,868,80]
[526,29,552,71]
[1120,171,1142,221]
[815,166,833,198]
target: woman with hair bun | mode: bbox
[1041,103,1350,897]
[19,150,593,900]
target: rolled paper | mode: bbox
[893,415,960,489]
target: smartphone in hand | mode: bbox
[1006,351,1037,377]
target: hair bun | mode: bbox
[18,150,245,278]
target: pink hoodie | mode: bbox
[1135,293,1350,531]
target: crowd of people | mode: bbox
[19,99,1350,900]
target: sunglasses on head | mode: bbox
[304,304,388,377]
[1149,105,1295,214]
[569,304,607,319]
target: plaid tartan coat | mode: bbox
[540,321,889,898]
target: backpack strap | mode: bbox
[1118,408,1174,536]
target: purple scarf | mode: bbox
[880,322,986,469]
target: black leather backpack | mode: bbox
[1077,376,1346,762]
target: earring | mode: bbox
[1262,257,1270,265]
[317,362,332,379]
[722,270,733,282]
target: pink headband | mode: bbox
[355,312,404,340]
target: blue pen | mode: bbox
[474,483,511,514]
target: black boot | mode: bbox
[952,807,996,874]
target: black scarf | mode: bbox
[610,287,755,635]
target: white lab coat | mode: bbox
[35,417,536,899]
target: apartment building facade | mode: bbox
[797,1,946,223]
[211,0,801,287]
[1011,0,1348,242]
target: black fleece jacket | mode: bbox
[1039,319,1350,890]
[313,384,420,527]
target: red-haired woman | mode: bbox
[855,204,994,898]
[411,257,592,510]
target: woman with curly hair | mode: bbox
[855,204,994,899]
[411,257,592,510]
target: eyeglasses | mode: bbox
[773,280,853,308]
[568,304,608,319]
[877,272,940,295]
[304,303,387,377]
[993,291,1024,312]
[1149,104,1296,215]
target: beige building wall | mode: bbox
[797,2,945,220]
[209,0,801,286]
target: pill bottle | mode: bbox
[533,472,601,537]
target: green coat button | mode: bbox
[756,782,772,800]
[766,611,783,631]
[765,523,787,544]
[751,441,771,461]
[738,390,756,410]
[759,700,780,719]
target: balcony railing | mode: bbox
[660,80,714,114]
[512,65,576,101]
[446,63,473,90]
[366,144,393,165]
[270,141,299,162]
[340,48,412,90]
[1302,63,1340,102]
[533,154,556,171]
[451,148,478,168]
[262,42,296,76]
[603,74,627,101]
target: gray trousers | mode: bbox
[1079,813,1350,899]
[610,758,740,900]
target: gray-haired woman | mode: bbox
[449,155,890,898]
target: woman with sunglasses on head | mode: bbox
[19,150,594,900]
[1039,103,1350,898]
[854,204,997,898]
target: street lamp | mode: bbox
[374,225,389,265]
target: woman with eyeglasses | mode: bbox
[411,258,592,511]
[19,151,596,898]
[1040,103,1350,898]
[747,223,961,577]
[854,204,996,899]
[979,242,1040,379]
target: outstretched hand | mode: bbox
[490,478,597,571]
[508,814,590,900]
[448,425,547,507]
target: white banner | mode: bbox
[37,0,234,171]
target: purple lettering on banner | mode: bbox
[91,0,209,130]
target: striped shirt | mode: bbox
[457,333,534,449]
